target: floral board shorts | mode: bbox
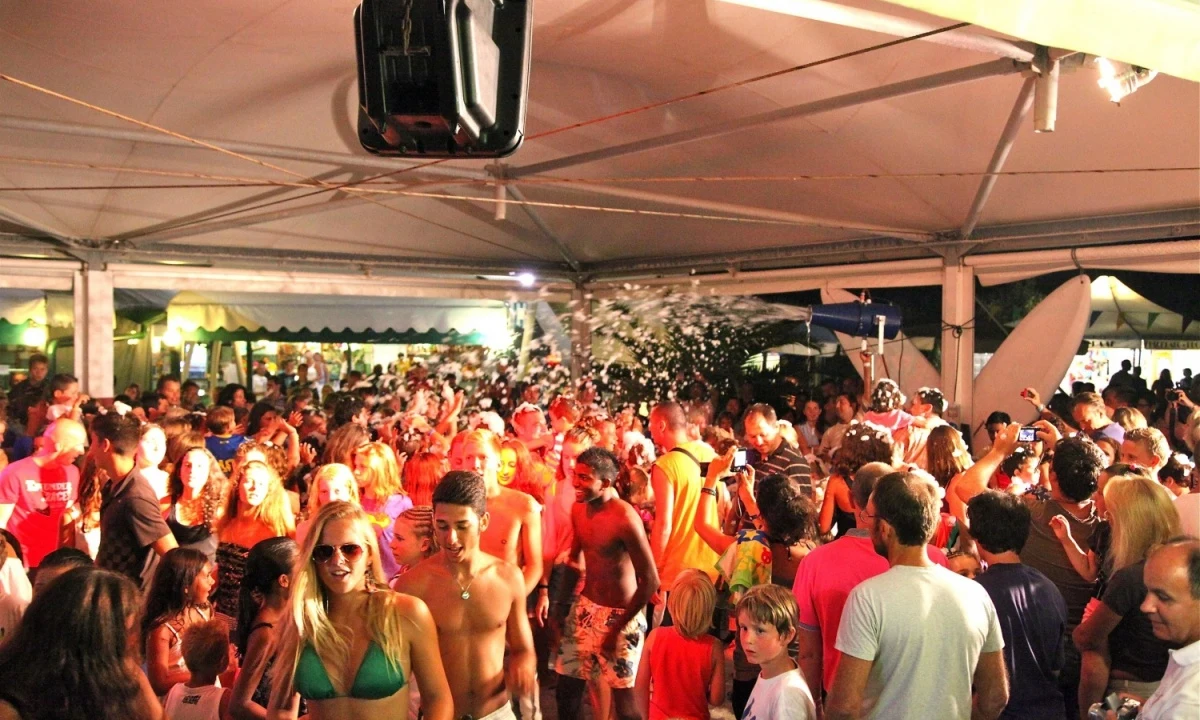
[554,594,646,688]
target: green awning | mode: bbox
[184,326,489,345]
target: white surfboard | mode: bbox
[971,275,1092,451]
[820,286,941,401]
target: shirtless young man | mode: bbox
[393,471,537,720]
[555,448,660,720]
[460,430,544,599]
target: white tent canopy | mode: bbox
[0,0,1195,279]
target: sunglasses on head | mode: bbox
[312,543,365,564]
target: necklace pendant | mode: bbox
[461,590,471,600]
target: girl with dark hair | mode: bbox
[246,401,303,472]
[0,566,161,720]
[217,384,250,410]
[818,422,896,537]
[167,447,229,561]
[229,537,300,720]
[142,547,218,697]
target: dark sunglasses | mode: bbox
[312,543,365,564]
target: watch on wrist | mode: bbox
[700,487,718,497]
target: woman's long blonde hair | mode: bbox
[223,460,295,538]
[1104,475,1181,572]
[271,502,406,706]
[355,442,406,504]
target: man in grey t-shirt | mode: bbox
[825,471,1009,720]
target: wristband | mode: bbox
[700,487,718,497]
[536,583,549,591]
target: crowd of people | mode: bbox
[0,349,1197,720]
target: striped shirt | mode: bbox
[731,438,813,531]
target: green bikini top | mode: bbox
[294,640,406,700]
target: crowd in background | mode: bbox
[0,348,1196,720]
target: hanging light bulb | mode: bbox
[1096,57,1158,103]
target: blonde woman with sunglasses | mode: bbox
[269,501,451,720]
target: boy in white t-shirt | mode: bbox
[163,618,231,720]
[736,584,816,720]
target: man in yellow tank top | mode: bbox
[648,402,720,620]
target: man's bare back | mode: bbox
[393,552,526,718]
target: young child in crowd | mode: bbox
[162,618,232,720]
[635,569,726,720]
[44,373,83,423]
[389,505,438,586]
[204,406,246,476]
[736,584,816,720]
[946,549,982,580]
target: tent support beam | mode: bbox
[509,58,1025,177]
[0,116,491,182]
[940,253,975,433]
[118,168,356,243]
[73,264,115,399]
[506,183,582,273]
[569,283,592,382]
[960,76,1035,239]
[532,181,932,240]
[722,0,1036,61]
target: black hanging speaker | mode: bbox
[355,0,532,157]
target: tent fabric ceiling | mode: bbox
[166,292,509,335]
[0,1,1196,279]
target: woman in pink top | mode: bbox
[636,569,726,720]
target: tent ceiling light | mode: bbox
[21,324,47,348]
[1096,57,1158,103]
[516,272,536,288]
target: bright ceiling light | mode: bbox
[22,324,47,348]
[516,272,536,288]
[1096,57,1157,103]
[161,326,183,347]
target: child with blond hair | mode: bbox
[736,584,816,720]
[635,569,726,720]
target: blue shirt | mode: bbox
[205,434,247,475]
[975,562,1068,720]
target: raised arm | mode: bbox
[695,450,736,555]
[1048,515,1098,582]
[950,423,1020,526]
